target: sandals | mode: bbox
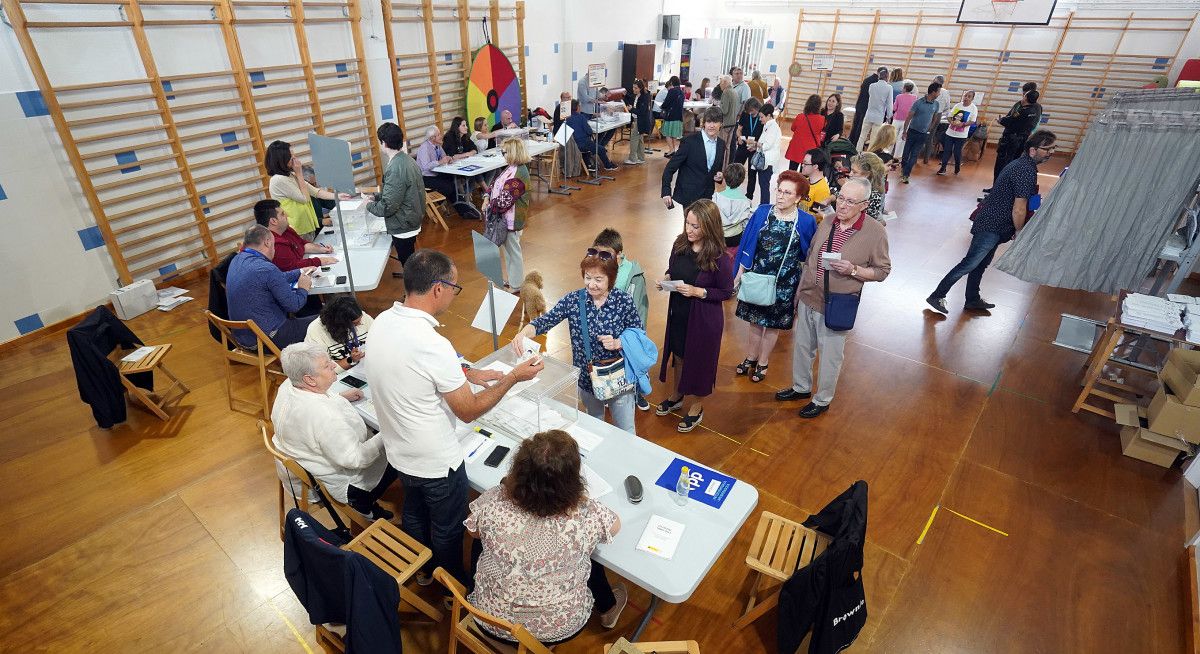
[677,410,704,433]
[735,358,758,376]
[750,364,769,383]
[656,397,684,416]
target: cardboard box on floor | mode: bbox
[1114,403,1193,467]
[1147,386,1200,444]
[1160,349,1200,407]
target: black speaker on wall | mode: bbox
[661,15,679,40]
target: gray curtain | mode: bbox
[1107,88,1200,112]
[995,109,1200,294]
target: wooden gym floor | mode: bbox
[0,128,1193,653]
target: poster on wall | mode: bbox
[680,38,693,83]
[956,0,1058,26]
[812,55,834,71]
[467,44,522,133]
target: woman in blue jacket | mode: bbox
[659,77,685,157]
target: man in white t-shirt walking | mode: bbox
[367,249,543,587]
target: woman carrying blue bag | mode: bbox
[733,170,818,384]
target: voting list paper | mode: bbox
[636,515,685,560]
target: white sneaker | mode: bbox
[624,159,638,165]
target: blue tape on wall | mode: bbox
[15,313,44,335]
[924,48,935,58]
[587,42,593,52]
[352,152,363,169]
[444,53,452,62]
[766,40,774,49]
[1153,57,1170,71]
[553,43,559,54]
[162,80,175,101]
[115,151,141,174]
[572,70,578,82]
[77,226,105,251]
[542,74,548,85]
[1008,81,1020,92]
[769,64,777,73]
[221,131,239,152]
[15,90,49,117]
[1070,54,1085,66]
[1040,113,1050,125]
[835,85,844,92]
[199,194,210,215]
[525,45,531,56]
[957,60,969,70]
[335,63,348,78]
[381,104,394,120]
[249,71,266,89]
[617,42,623,51]
[159,263,177,277]
[807,42,816,52]
[0,181,6,201]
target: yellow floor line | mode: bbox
[748,446,771,457]
[916,505,940,545]
[943,507,1009,537]
[267,596,316,654]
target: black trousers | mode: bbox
[391,235,416,267]
[345,464,399,513]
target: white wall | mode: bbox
[1,1,1197,343]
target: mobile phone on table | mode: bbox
[336,275,347,284]
[341,375,367,388]
[484,445,511,467]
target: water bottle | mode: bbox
[673,466,691,506]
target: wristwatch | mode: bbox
[850,265,860,278]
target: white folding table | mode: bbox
[333,366,758,640]
[582,113,632,185]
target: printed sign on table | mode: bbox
[654,457,736,509]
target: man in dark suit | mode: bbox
[661,107,726,210]
[847,67,885,147]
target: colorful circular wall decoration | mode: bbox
[467,44,522,131]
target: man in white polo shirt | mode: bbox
[367,249,543,587]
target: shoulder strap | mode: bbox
[823,222,836,298]
[804,114,819,145]
[578,290,591,362]
[774,211,797,278]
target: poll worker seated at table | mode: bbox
[272,342,396,521]
[226,225,315,349]
[416,126,482,220]
[305,295,372,370]
[266,140,342,241]
[564,100,618,171]
[443,116,478,159]
[552,90,572,135]
[478,109,520,150]
[466,429,626,645]
[254,199,336,272]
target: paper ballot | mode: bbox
[583,463,612,499]
[471,289,521,334]
[636,515,685,560]
[554,123,574,147]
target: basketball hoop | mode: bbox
[991,0,1018,21]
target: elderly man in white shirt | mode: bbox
[272,342,396,521]
[856,66,894,151]
[367,249,544,588]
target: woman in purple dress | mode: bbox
[655,199,735,432]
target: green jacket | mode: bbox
[616,258,649,327]
[367,151,425,234]
[720,90,740,127]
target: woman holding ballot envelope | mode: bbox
[514,253,644,434]
[656,199,735,433]
[733,170,817,384]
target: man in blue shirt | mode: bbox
[564,99,617,171]
[926,130,1057,314]
[899,82,942,183]
[226,225,315,349]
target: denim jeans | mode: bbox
[399,463,469,586]
[580,388,637,435]
[931,230,1004,302]
[901,128,928,177]
[268,314,317,350]
[940,135,965,170]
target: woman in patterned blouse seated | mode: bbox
[466,429,627,644]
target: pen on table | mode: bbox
[467,440,486,459]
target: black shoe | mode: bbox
[775,388,811,401]
[937,167,947,176]
[604,164,620,171]
[354,503,394,522]
[926,296,948,314]
[677,410,704,433]
[982,187,992,193]
[656,397,684,416]
[964,299,996,310]
[799,402,829,419]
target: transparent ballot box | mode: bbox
[471,347,580,439]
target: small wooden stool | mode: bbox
[425,190,450,230]
[116,344,189,421]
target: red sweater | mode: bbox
[271,227,321,271]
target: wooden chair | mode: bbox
[603,640,700,653]
[425,189,450,230]
[259,420,372,541]
[733,511,831,630]
[205,310,285,418]
[435,567,553,654]
[112,344,189,420]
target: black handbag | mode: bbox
[822,223,861,332]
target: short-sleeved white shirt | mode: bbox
[366,302,467,478]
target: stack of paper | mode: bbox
[582,463,611,499]
[1122,293,1184,333]
[157,295,193,311]
[636,515,685,560]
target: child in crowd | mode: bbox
[590,228,650,411]
[712,162,755,259]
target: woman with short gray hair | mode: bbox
[272,342,397,521]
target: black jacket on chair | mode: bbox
[661,132,726,209]
[207,252,236,348]
[284,509,402,654]
[66,306,151,429]
[777,480,869,654]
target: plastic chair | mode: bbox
[733,511,831,629]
